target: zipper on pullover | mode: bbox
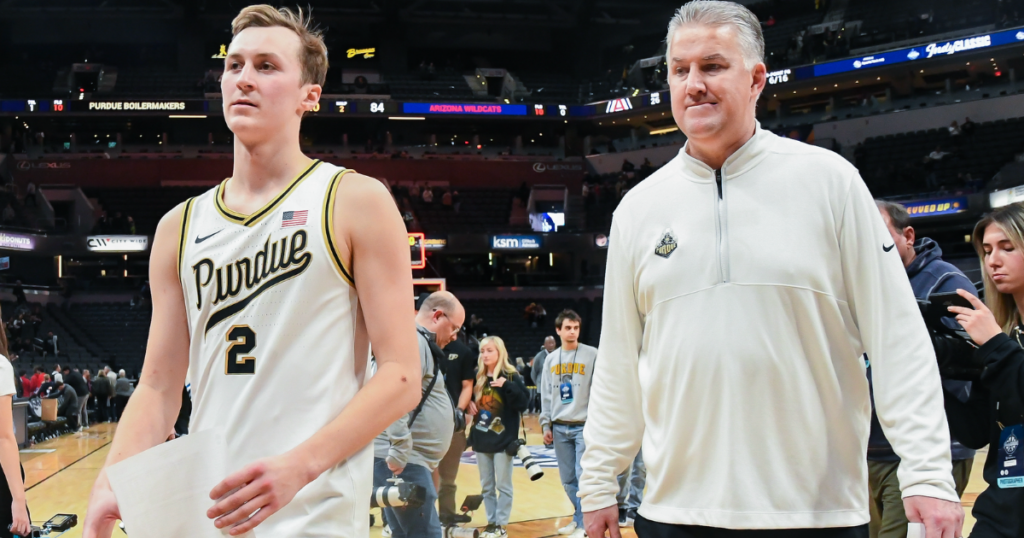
[714,168,730,283]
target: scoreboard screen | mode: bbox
[409,233,426,269]
[1,99,64,112]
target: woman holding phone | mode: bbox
[943,203,1024,537]
[0,310,30,538]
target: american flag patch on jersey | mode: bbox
[282,210,308,228]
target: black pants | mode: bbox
[635,515,869,538]
[0,462,28,538]
[93,395,107,422]
[115,395,130,421]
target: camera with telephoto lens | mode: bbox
[505,439,543,481]
[370,478,427,508]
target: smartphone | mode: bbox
[929,291,975,311]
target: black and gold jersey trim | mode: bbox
[177,197,196,279]
[214,159,322,227]
[323,169,355,287]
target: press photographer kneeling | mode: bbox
[940,204,1024,538]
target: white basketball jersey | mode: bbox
[177,159,371,537]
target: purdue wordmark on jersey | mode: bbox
[176,160,371,537]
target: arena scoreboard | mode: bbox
[409,233,426,270]
[0,94,674,119]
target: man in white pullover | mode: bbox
[580,2,963,538]
[540,309,599,538]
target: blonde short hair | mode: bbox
[231,5,329,87]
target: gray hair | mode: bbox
[666,1,765,70]
[876,200,912,231]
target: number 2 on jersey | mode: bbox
[225,325,257,374]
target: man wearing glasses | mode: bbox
[374,291,465,538]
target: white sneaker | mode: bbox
[570,528,587,538]
[382,525,392,537]
[557,522,578,535]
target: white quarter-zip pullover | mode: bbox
[579,125,958,529]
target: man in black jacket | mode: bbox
[91,370,112,423]
[62,366,91,429]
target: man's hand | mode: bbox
[904,496,963,538]
[467,401,478,417]
[543,430,553,445]
[207,453,312,536]
[584,506,621,538]
[387,459,405,476]
[82,472,121,538]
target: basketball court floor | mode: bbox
[23,416,986,538]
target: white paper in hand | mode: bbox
[907,522,926,538]
[106,429,254,538]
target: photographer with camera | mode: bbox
[373,292,463,538]
[941,204,1024,537]
[468,336,529,538]
[871,202,977,538]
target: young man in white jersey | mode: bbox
[539,310,599,538]
[82,6,421,538]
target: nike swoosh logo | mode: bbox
[195,230,224,244]
[883,244,895,252]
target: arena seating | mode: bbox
[762,10,827,67]
[2,301,100,372]
[462,298,600,361]
[63,302,150,377]
[386,73,478,101]
[515,73,581,104]
[87,186,207,234]
[408,189,520,234]
[857,116,1024,197]
[845,0,996,50]
[108,68,205,98]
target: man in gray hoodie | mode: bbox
[540,310,599,538]
[374,292,462,538]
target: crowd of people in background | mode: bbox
[0,181,38,228]
[13,361,133,432]
[375,295,649,538]
[854,116,997,198]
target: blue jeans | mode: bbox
[373,458,442,538]
[477,451,515,526]
[552,423,585,527]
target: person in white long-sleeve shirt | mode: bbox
[579,3,964,538]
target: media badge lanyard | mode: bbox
[558,347,578,405]
[996,327,1024,489]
